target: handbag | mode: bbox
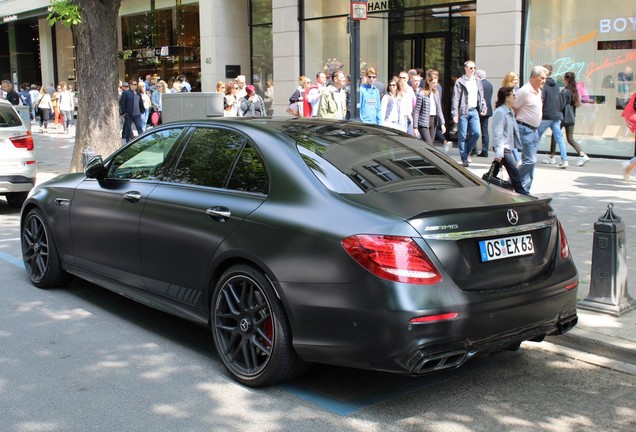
[562,103,575,127]
[151,110,161,126]
[482,160,513,190]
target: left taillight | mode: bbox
[10,131,35,151]
[558,221,570,259]
[342,234,442,285]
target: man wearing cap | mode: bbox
[119,80,146,143]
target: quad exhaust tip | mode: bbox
[409,349,468,374]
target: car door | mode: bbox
[69,127,186,286]
[139,126,268,309]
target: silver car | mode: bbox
[0,100,36,208]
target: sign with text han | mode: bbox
[351,1,368,20]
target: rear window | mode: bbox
[296,132,460,194]
[0,104,23,128]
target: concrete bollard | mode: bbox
[578,203,636,316]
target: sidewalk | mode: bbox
[29,126,636,371]
[448,144,636,372]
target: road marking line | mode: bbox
[281,360,485,416]
[0,251,24,268]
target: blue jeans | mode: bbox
[538,119,567,161]
[458,109,481,162]
[517,123,540,193]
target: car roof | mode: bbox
[166,117,407,142]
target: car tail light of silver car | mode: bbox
[10,131,35,152]
[342,234,442,285]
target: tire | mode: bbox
[211,264,306,387]
[6,192,28,209]
[21,208,73,288]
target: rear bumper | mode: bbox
[283,274,579,375]
[0,175,35,193]
[404,313,578,374]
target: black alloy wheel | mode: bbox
[21,208,72,288]
[212,265,306,387]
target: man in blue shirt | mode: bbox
[359,67,381,124]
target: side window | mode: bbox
[171,128,244,188]
[227,144,269,194]
[108,128,184,180]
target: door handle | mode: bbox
[123,191,142,203]
[206,207,231,222]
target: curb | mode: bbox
[525,340,636,376]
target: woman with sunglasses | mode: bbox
[150,80,169,126]
[380,77,404,131]
[224,80,240,116]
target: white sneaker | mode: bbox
[557,160,569,168]
[444,141,452,153]
[543,156,556,164]
[577,155,590,166]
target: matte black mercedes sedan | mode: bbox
[21,118,578,387]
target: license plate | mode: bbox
[479,234,534,262]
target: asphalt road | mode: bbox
[1,131,635,431]
[1,202,635,432]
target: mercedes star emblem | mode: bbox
[507,209,519,225]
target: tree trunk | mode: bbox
[69,0,122,172]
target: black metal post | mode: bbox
[348,15,360,121]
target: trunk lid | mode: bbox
[343,186,559,291]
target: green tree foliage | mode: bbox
[47,0,82,27]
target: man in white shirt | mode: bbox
[451,60,487,167]
[514,65,548,193]
[305,72,327,117]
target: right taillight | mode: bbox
[558,221,570,259]
[342,234,442,285]
[10,131,35,151]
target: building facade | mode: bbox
[1,0,634,157]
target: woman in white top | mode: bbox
[35,86,54,132]
[138,81,152,131]
[380,77,405,131]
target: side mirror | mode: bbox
[84,156,107,179]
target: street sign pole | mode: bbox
[349,1,367,121]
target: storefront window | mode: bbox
[526,0,636,157]
[303,1,474,81]
[120,1,200,90]
[250,0,273,112]
[302,1,474,123]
